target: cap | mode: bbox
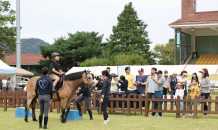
[164,70,168,74]
[199,69,205,73]
[172,72,177,75]
[137,68,144,72]
[157,70,163,74]
[110,73,117,77]
[176,83,183,86]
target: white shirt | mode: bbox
[177,77,187,90]
[175,89,184,99]
[2,79,7,87]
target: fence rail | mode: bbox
[0,90,217,119]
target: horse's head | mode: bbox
[83,70,95,91]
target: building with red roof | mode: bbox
[169,0,218,65]
[5,54,49,73]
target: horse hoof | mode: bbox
[62,121,66,123]
[33,119,38,122]
[25,119,28,123]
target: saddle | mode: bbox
[52,75,64,101]
[53,75,64,91]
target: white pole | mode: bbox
[16,0,21,68]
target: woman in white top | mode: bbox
[177,71,188,96]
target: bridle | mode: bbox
[85,72,95,87]
[65,72,95,88]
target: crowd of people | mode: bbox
[1,76,13,91]
[92,66,211,120]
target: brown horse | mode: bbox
[24,70,95,123]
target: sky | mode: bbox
[7,0,218,50]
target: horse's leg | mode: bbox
[65,99,71,120]
[25,98,32,122]
[32,98,38,121]
[60,99,67,123]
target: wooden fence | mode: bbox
[1,90,218,119]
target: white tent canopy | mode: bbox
[66,67,98,75]
[155,65,186,75]
[0,60,16,90]
[93,66,117,76]
[130,65,156,75]
[185,65,218,75]
[0,60,16,74]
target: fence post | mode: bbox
[127,95,131,116]
[145,95,148,117]
[176,96,180,118]
[193,96,197,119]
[4,93,7,111]
[82,100,86,114]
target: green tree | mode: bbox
[105,2,155,65]
[39,31,103,71]
[0,1,16,60]
[80,53,148,67]
[153,39,175,65]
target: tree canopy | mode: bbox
[105,2,155,65]
[153,39,175,65]
[0,1,16,60]
[39,31,103,71]
[80,53,148,67]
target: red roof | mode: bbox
[5,54,49,65]
[170,11,218,25]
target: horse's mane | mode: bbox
[64,70,86,80]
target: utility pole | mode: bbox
[16,0,21,68]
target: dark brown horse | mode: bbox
[25,70,95,123]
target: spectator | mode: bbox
[110,73,118,93]
[96,75,104,91]
[117,75,128,92]
[134,68,147,95]
[199,68,211,117]
[7,77,13,91]
[163,70,170,95]
[91,73,98,84]
[178,71,188,96]
[175,83,185,118]
[2,76,7,91]
[100,70,111,125]
[106,67,112,80]
[189,79,200,117]
[189,73,200,105]
[124,67,136,90]
[146,68,158,109]
[150,70,164,117]
[168,72,178,96]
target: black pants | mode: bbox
[163,88,168,95]
[201,93,210,115]
[102,97,110,120]
[147,93,154,109]
[184,89,187,97]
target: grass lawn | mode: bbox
[1,96,218,130]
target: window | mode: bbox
[175,32,191,65]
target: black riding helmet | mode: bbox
[52,52,60,58]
